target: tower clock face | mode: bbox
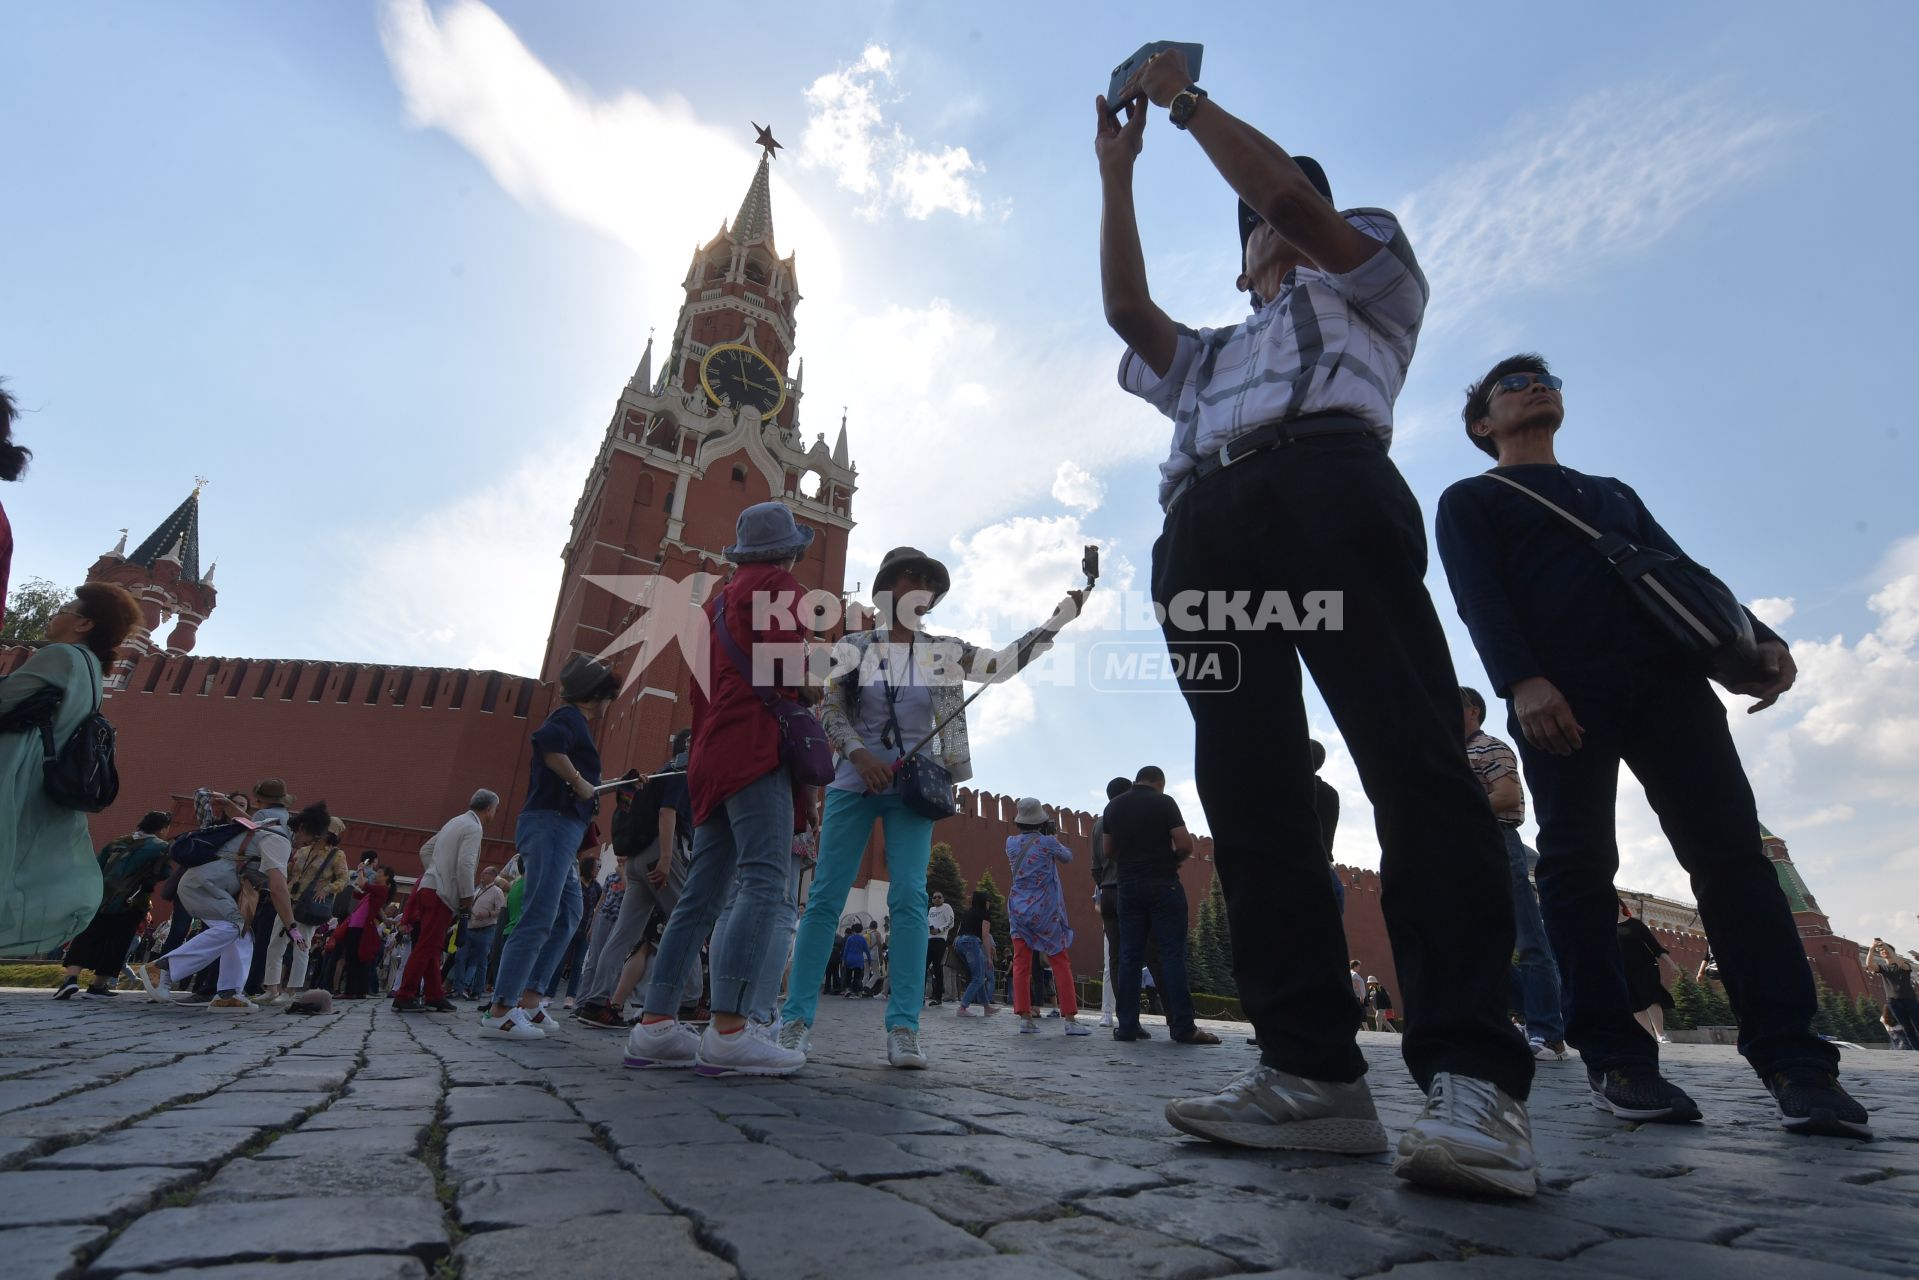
[699,343,786,418]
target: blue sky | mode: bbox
[5,2,1916,953]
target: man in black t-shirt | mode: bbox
[1101,766,1220,1046]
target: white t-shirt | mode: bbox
[248,808,294,877]
[927,902,954,937]
[829,642,935,794]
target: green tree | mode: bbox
[1855,996,1890,1044]
[926,843,966,910]
[973,869,1012,989]
[1188,893,1217,996]
[1204,875,1236,998]
[1669,969,1704,1031]
[1,576,64,646]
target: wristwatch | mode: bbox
[1169,85,1208,130]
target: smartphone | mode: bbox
[1082,544,1101,586]
[1106,41,1204,113]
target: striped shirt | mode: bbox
[1118,208,1428,510]
[1465,729,1525,825]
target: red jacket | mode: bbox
[690,562,808,828]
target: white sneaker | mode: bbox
[1063,1018,1092,1037]
[1530,1038,1571,1061]
[483,1008,545,1040]
[1392,1072,1538,1199]
[624,1019,701,1070]
[697,1023,805,1077]
[527,1007,565,1035]
[886,1026,929,1070]
[1098,1014,1115,1028]
[775,1019,812,1055]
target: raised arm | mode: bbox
[1122,51,1379,276]
[1095,97,1177,376]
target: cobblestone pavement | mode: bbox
[1,990,1914,1279]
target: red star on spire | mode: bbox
[752,122,782,159]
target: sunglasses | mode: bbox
[1491,373,1563,395]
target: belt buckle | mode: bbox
[1218,434,1246,468]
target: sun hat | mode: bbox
[254,778,294,807]
[724,501,815,563]
[873,546,951,604]
[1014,797,1049,826]
[559,654,619,702]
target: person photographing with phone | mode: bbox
[1097,47,1536,1197]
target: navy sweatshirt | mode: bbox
[1435,464,1782,698]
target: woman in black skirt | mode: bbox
[53,811,173,999]
[1616,898,1675,1044]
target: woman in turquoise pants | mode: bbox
[778,545,1085,1069]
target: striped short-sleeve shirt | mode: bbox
[1465,729,1525,825]
[1118,208,1428,510]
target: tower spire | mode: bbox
[833,409,850,468]
[629,328,656,394]
[732,125,780,250]
[127,487,205,583]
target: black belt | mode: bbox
[1164,413,1375,511]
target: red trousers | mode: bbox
[396,887,454,1002]
[1011,939,1078,1017]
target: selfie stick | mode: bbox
[590,767,686,796]
[896,544,1100,763]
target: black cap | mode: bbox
[1239,155,1333,261]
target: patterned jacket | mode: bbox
[820,619,1065,785]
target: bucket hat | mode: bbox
[1014,797,1049,826]
[873,546,951,604]
[559,654,619,702]
[725,501,815,563]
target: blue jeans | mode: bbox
[953,933,994,1006]
[1117,877,1197,1039]
[493,810,586,1007]
[643,768,793,1018]
[452,923,495,996]
[1502,823,1565,1044]
[782,787,934,1034]
[713,838,801,1024]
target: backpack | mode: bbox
[169,820,250,869]
[0,663,120,813]
[98,835,165,912]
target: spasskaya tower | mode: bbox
[542,126,858,769]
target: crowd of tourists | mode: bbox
[6,51,1911,1211]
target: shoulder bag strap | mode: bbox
[712,592,786,714]
[1481,472,1607,540]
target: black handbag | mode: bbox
[714,593,836,786]
[877,643,957,822]
[292,851,341,925]
[1486,473,1768,685]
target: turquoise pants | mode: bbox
[782,787,934,1033]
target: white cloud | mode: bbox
[334,422,596,673]
[376,0,845,294]
[1050,461,1105,513]
[1749,596,1797,627]
[799,44,985,220]
[1400,82,1797,331]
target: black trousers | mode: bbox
[925,938,947,1000]
[1516,662,1837,1079]
[1153,435,1531,1099]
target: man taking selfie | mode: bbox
[1097,49,1535,1197]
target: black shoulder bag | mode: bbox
[1486,473,1768,686]
[0,652,119,812]
[878,639,957,822]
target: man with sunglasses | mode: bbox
[1435,353,1871,1140]
[1097,51,1537,1198]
